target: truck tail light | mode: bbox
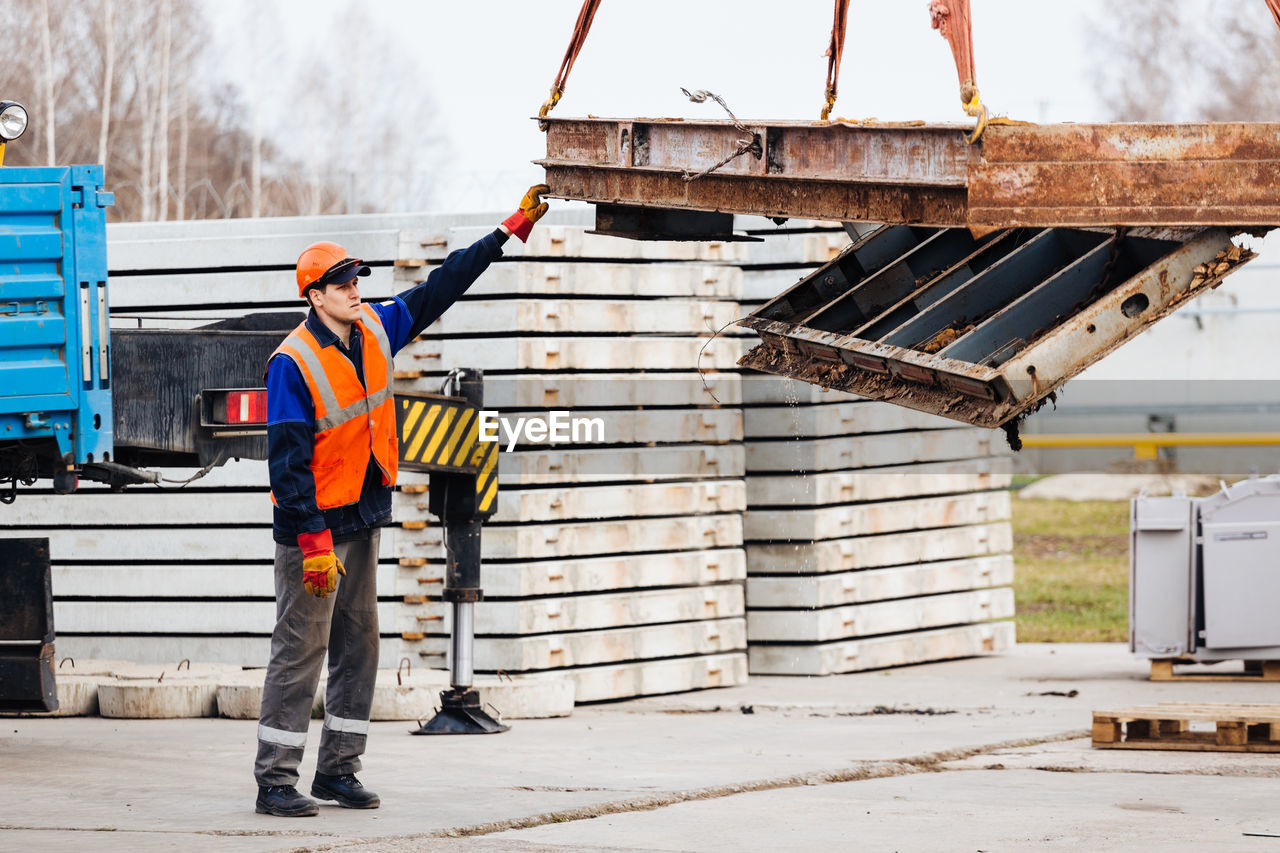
[202,388,269,431]
[225,390,268,424]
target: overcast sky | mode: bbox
[206,0,1127,211]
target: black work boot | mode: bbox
[255,785,319,817]
[311,772,381,809]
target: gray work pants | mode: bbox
[254,530,380,787]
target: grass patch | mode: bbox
[1010,474,1043,491]
[1012,498,1129,642]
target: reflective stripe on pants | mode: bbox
[324,712,370,735]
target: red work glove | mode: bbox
[501,184,550,243]
[298,529,345,599]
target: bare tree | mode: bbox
[0,0,430,221]
[272,0,447,215]
[250,97,262,218]
[1087,0,1188,121]
[137,41,155,220]
[97,0,114,166]
[1088,0,1280,121]
[156,0,172,221]
[39,0,55,164]
[2,0,89,163]
[176,72,188,219]
[1199,3,1280,120]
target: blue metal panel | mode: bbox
[0,183,62,213]
[0,398,74,414]
[0,166,113,465]
[2,315,66,346]
[0,362,71,399]
[0,228,63,263]
[0,273,64,301]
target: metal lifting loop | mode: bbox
[929,0,988,144]
[539,0,604,130]
[821,0,851,121]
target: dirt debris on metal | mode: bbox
[738,342,1005,431]
[920,324,974,354]
[1192,244,1255,285]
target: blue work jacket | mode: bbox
[267,230,506,545]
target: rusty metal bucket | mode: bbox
[739,224,1257,429]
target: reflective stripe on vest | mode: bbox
[270,305,399,509]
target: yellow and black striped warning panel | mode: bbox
[397,393,483,473]
[472,432,498,514]
[396,392,499,516]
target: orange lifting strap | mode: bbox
[928,0,987,142]
[539,0,603,129]
[1268,0,1280,29]
[821,0,852,121]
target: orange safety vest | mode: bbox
[270,305,398,509]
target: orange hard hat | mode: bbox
[295,241,370,298]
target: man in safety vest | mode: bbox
[253,186,549,817]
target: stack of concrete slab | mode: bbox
[2,211,536,671]
[731,219,1016,676]
[0,212,564,668]
[390,223,751,701]
[1,211,754,702]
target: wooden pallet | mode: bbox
[1093,703,1280,752]
[1150,659,1280,682]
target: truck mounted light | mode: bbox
[199,388,269,438]
[225,389,268,425]
[0,102,28,142]
[208,388,268,425]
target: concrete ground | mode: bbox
[3,644,1278,853]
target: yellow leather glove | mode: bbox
[298,530,346,599]
[502,184,550,242]
[302,553,346,598]
[519,184,550,224]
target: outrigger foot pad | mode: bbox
[411,688,510,735]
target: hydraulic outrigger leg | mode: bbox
[407,369,507,735]
[413,515,507,734]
